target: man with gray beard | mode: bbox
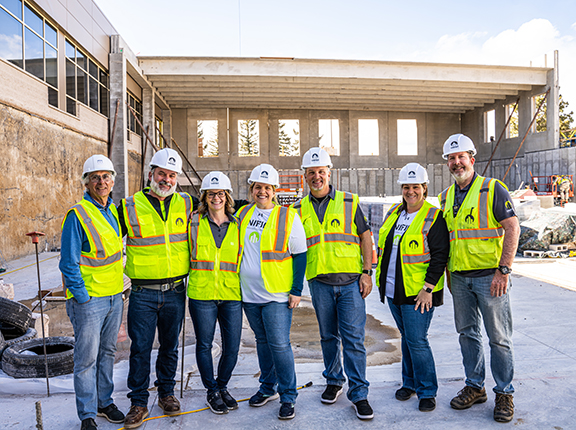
[117,148,192,429]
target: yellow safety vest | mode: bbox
[375,201,445,297]
[62,199,124,299]
[188,213,241,301]
[292,190,362,280]
[237,203,295,294]
[439,175,505,272]
[122,189,191,280]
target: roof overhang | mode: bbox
[138,57,550,113]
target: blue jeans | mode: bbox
[243,301,297,404]
[308,279,370,402]
[388,302,437,399]
[188,299,242,395]
[127,284,186,406]
[66,293,123,421]
[450,272,514,394]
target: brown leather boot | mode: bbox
[494,393,514,422]
[159,395,181,416]
[124,405,149,429]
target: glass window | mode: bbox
[23,4,42,36]
[44,21,56,47]
[45,43,57,87]
[358,119,379,156]
[99,69,108,86]
[2,0,22,20]
[66,97,76,115]
[278,119,299,156]
[24,27,43,80]
[76,49,86,70]
[485,110,495,143]
[238,119,260,156]
[65,58,75,97]
[65,39,74,58]
[319,119,340,156]
[48,87,57,107]
[77,68,86,104]
[88,59,98,78]
[100,86,109,117]
[397,119,418,156]
[89,77,98,110]
[198,120,219,157]
[0,7,23,68]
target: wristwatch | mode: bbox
[498,265,512,275]
[362,269,373,276]
[423,285,434,293]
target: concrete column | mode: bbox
[142,87,155,169]
[548,50,560,149]
[162,109,172,148]
[109,37,128,203]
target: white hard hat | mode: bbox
[248,164,280,187]
[301,147,333,170]
[150,148,183,174]
[82,154,115,178]
[398,162,429,184]
[200,171,233,192]
[442,133,477,160]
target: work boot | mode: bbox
[321,385,343,404]
[494,393,514,423]
[124,406,148,429]
[450,386,488,409]
[158,395,181,416]
[97,403,125,423]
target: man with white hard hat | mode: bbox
[117,148,192,428]
[292,148,375,420]
[438,133,520,423]
[60,154,125,430]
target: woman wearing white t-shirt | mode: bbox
[375,163,449,413]
[236,164,307,421]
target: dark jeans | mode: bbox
[127,283,186,406]
[188,299,242,395]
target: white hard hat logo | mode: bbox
[311,153,319,162]
[450,141,459,148]
[168,157,176,165]
[211,177,219,184]
[408,171,416,177]
[261,171,269,178]
[97,159,103,164]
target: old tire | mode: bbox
[1,336,75,378]
[0,297,32,332]
[0,327,37,364]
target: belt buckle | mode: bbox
[160,283,171,292]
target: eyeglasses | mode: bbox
[207,191,226,200]
[89,173,113,183]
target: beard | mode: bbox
[150,176,177,198]
[450,166,474,184]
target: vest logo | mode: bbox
[450,140,459,149]
[505,201,512,210]
[465,208,475,224]
[311,153,319,163]
[260,171,269,179]
[211,177,219,184]
[409,240,419,249]
[175,217,184,227]
[168,156,176,166]
[330,218,341,228]
[249,232,260,243]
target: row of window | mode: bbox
[484,94,547,142]
[197,118,419,158]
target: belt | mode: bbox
[137,279,184,292]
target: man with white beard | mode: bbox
[117,148,192,429]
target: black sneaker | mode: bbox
[353,399,374,420]
[278,402,295,420]
[321,385,343,404]
[249,391,279,407]
[220,389,238,410]
[97,403,125,423]
[81,418,97,430]
[419,398,436,412]
[206,391,229,414]
[395,387,416,401]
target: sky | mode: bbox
[94,0,576,109]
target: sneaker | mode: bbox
[395,387,416,401]
[206,391,229,415]
[97,403,125,423]
[278,402,295,420]
[450,386,488,410]
[158,395,181,416]
[124,405,149,429]
[353,399,374,420]
[419,398,436,412]
[494,393,514,423]
[80,418,97,430]
[220,389,238,410]
[249,391,279,407]
[321,385,343,404]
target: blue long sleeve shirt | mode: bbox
[59,192,120,303]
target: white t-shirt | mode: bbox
[385,209,418,299]
[240,207,307,304]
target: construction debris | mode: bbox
[519,210,576,252]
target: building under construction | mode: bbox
[1,0,574,260]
